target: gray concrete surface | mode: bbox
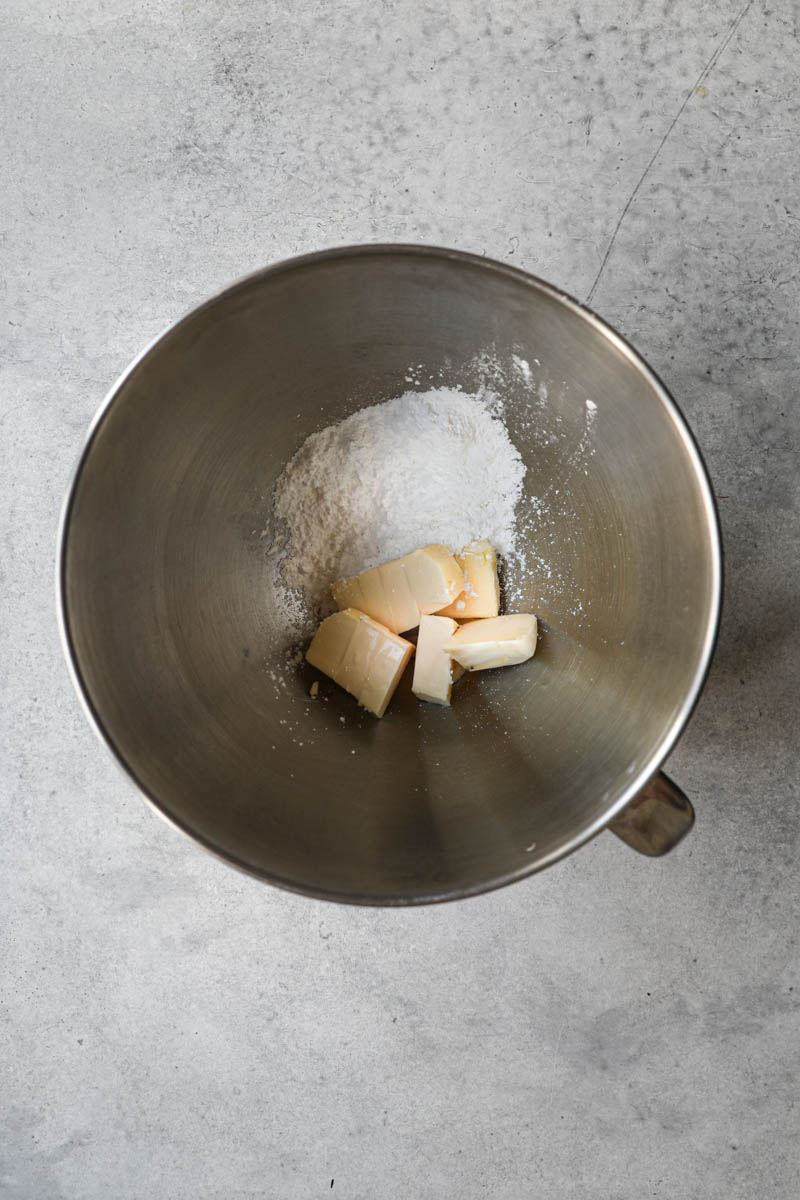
[2,1,798,1196]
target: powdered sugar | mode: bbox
[270,387,525,631]
[512,354,533,385]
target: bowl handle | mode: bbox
[607,772,694,856]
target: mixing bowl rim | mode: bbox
[55,242,723,905]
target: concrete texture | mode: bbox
[2,1,798,1196]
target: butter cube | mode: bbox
[332,544,464,633]
[446,614,537,671]
[412,614,464,705]
[436,539,500,619]
[307,608,414,717]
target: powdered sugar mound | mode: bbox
[271,388,526,620]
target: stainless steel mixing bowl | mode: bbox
[58,245,722,903]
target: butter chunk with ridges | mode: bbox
[412,614,464,705]
[332,544,464,633]
[307,608,414,717]
[446,614,538,671]
[436,539,500,619]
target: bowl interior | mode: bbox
[61,248,719,902]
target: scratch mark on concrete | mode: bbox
[585,0,754,306]
[546,1017,567,1109]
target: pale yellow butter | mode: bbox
[436,539,500,619]
[446,614,537,671]
[332,544,464,633]
[306,608,414,717]
[412,614,464,705]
